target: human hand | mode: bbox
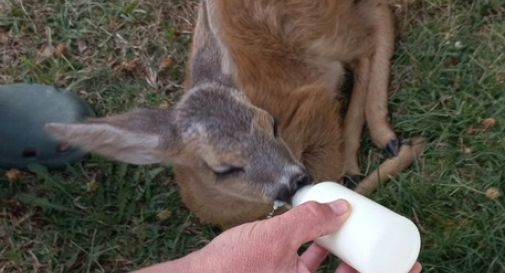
[194,200,351,273]
[133,200,422,273]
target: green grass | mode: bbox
[1,0,504,272]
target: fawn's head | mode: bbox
[46,83,310,204]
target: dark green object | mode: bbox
[0,83,95,170]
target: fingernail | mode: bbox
[328,200,350,216]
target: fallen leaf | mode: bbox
[109,19,121,31]
[77,40,89,56]
[157,209,172,221]
[146,67,158,87]
[55,77,68,87]
[119,59,138,72]
[55,43,67,58]
[5,169,22,182]
[463,147,472,155]
[481,118,496,130]
[467,117,497,134]
[159,101,170,109]
[445,57,459,68]
[497,72,505,84]
[466,128,482,135]
[485,187,502,200]
[0,30,9,44]
[86,178,98,193]
[113,59,147,78]
[159,56,174,70]
[35,45,54,64]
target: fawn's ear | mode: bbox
[45,109,179,165]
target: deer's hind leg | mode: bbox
[338,1,395,186]
[342,58,370,181]
[342,1,426,193]
[364,1,399,156]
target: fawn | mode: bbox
[47,0,424,228]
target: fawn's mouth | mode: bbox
[274,200,291,210]
[265,200,292,219]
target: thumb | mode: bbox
[265,200,351,250]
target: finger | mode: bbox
[266,200,351,249]
[299,243,329,272]
[334,262,359,273]
[409,262,422,273]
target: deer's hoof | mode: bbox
[385,138,400,157]
[342,175,365,190]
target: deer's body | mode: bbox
[179,0,390,226]
[47,0,424,228]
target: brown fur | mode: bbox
[177,0,418,227]
[210,0,396,173]
[46,0,424,229]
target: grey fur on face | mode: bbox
[174,82,304,198]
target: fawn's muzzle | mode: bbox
[275,173,312,203]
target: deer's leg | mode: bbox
[365,2,398,156]
[355,137,426,196]
[342,59,370,180]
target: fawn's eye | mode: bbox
[212,165,244,176]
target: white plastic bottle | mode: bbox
[292,181,421,273]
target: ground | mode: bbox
[0,0,504,272]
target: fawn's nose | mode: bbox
[275,173,312,203]
[292,173,312,189]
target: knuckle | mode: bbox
[299,201,327,219]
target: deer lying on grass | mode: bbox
[47,0,425,228]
